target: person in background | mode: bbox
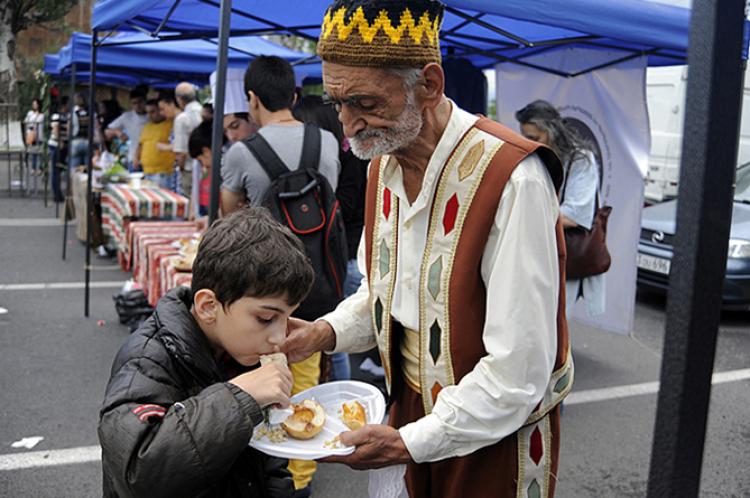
[69,92,91,169]
[24,98,45,176]
[173,82,203,197]
[223,112,257,144]
[201,102,214,122]
[157,91,182,192]
[293,94,369,382]
[188,120,219,217]
[98,99,122,151]
[134,99,175,190]
[516,99,605,317]
[106,87,148,170]
[49,96,70,202]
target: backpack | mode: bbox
[242,123,348,320]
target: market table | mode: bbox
[159,254,193,304]
[117,220,197,272]
[101,183,189,259]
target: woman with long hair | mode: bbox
[516,99,605,317]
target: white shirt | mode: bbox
[323,105,560,463]
[24,110,44,143]
[561,150,606,317]
[108,110,148,163]
[173,101,203,155]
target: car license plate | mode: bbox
[637,253,671,275]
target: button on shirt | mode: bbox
[323,104,560,463]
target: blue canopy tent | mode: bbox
[55,31,319,86]
[89,0,733,74]
[45,52,149,87]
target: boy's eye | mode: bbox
[257,315,275,325]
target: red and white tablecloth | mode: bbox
[118,221,198,272]
[159,255,193,304]
[102,184,189,254]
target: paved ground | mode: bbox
[0,186,748,497]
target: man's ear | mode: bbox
[247,90,258,111]
[193,289,219,324]
[417,63,445,110]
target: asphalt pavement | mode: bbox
[1,189,748,498]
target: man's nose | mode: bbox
[339,106,365,138]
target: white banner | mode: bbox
[495,47,650,334]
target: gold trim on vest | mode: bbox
[369,156,399,393]
[417,128,505,414]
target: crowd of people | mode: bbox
[18,0,612,496]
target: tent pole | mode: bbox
[62,63,76,261]
[208,0,232,224]
[85,31,98,318]
[646,0,746,496]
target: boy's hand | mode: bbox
[282,318,336,364]
[228,363,293,408]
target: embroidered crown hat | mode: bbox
[317,0,444,68]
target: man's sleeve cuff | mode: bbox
[398,413,451,463]
[318,312,356,354]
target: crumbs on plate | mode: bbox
[255,425,288,443]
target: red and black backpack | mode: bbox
[242,123,347,320]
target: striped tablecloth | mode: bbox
[118,221,197,272]
[102,184,189,254]
[159,255,193,303]
[146,244,181,306]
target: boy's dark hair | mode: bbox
[191,208,314,307]
[158,91,178,107]
[244,56,296,113]
[145,98,158,107]
[231,111,250,121]
[188,120,215,159]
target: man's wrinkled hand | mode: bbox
[320,424,412,470]
[281,318,335,364]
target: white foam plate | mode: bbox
[249,380,386,460]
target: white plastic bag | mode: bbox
[368,465,408,498]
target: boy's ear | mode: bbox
[193,289,219,323]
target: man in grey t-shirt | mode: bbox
[221,56,340,214]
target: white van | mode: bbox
[645,65,750,202]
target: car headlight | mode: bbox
[728,239,750,259]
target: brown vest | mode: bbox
[364,118,572,418]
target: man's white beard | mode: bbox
[349,91,423,160]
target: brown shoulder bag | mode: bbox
[562,160,612,280]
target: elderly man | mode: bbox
[283,1,572,497]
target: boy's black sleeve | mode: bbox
[98,357,263,498]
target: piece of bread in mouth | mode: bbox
[260,352,288,367]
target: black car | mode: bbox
[637,162,750,309]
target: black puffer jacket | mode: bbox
[98,287,293,498]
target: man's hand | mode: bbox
[228,362,293,408]
[321,425,412,470]
[281,318,336,364]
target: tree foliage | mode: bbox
[3,0,79,35]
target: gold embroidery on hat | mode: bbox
[321,6,440,46]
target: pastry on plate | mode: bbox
[281,400,326,440]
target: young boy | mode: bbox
[98,208,315,497]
